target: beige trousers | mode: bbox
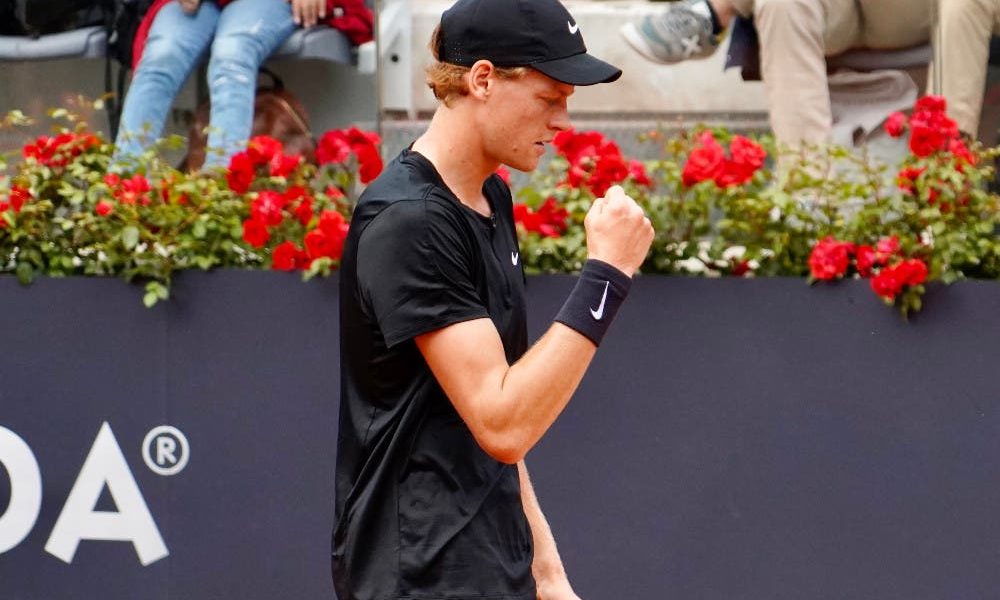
[726,0,931,145]
[933,0,1000,136]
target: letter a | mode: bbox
[45,422,168,566]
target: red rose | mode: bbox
[269,153,301,178]
[884,112,907,137]
[314,209,349,259]
[241,217,270,248]
[316,130,351,165]
[875,236,900,258]
[282,186,314,225]
[908,108,959,157]
[250,190,287,227]
[116,174,151,205]
[271,241,309,271]
[318,209,348,238]
[914,95,947,114]
[104,173,121,187]
[713,159,754,188]
[808,236,854,280]
[855,245,876,278]
[948,138,976,171]
[729,135,766,174]
[682,134,725,186]
[305,226,347,261]
[514,203,542,234]
[898,258,928,286]
[731,260,752,277]
[227,151,256,194]
[587,153,629,196]
[284,185,309,202]
[869,258,928,301]
[537,198,569,237]
[897,166,925,194]
[628,160,652,187]
[317,127,383,182]
[870,266,904,300]
[247,136,283,166]
[9,185,30,213]
[325,186,345,200]
[514,199,568,238]
[553,129,610,165]
[95,200,114,217]
[293,197,314,226]
[553,129,633,194]
[354,143,383,184]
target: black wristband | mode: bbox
[554,259,632,347]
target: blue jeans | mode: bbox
[113,0,296,168]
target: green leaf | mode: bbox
[143,292,158,308]
[192,221,207,239]
[15,261,34,285]
[122,226,140,250]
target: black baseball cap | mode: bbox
[437,0,622,86]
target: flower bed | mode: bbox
[1,96,997,314]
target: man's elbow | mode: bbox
[477,433,529,465]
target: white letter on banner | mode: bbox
[44,422,168,566]
[0,426,43,553]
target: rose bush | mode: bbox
[512,96,1000,316]
[0,106,377,306]
[2,96,998,315]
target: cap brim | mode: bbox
[532,52,622,86]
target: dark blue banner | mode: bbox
[2,273,1000,599]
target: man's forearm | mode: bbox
[417,318,598,463]
[518,461,569,585]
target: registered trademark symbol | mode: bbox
[142,426,189,476]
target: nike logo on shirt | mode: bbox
[590,281,609,320]
[568,21,579,35]
[511,252,520,266]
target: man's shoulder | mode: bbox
[355,152,459,222]
[352,169,468,255]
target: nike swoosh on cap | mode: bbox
[568,21,579,35]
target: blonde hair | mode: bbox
[425,25,529,106]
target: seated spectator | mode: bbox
[113,0,371,169]
[621,0,931,148]
[934,0,999,139]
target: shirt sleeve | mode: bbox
[356,198,489,348]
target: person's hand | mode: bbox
[536,577,582,600]
[583,184,654,277]
[289,0,326,27]
[178,0,200,14]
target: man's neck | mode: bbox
[411,107,496,216]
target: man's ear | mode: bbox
[467,60,495,100]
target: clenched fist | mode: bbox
[583,185,654,277]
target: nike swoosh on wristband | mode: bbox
[590,281,609,320]
[568,21,579,35]
[511,251,519,266]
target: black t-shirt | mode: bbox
[333,149,534,600]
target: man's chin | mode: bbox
[506,158,539,173]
